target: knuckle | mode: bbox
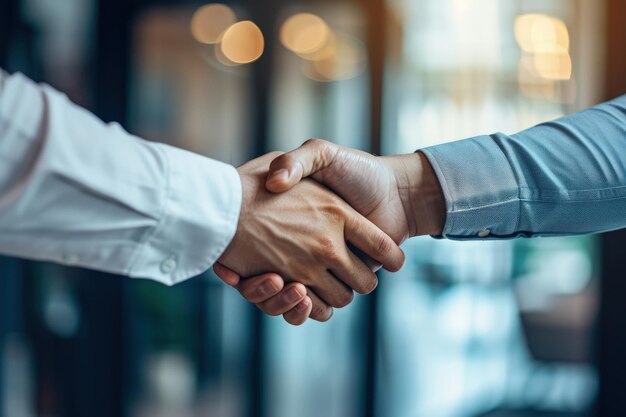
[304,138,325,148]
[332,199,349,215]
[317,238,341,262]
[319,142,337,164]
[375,232,394,258]
[304,138,338,166]
[324,200,347,223]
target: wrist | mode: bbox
[385,153,446,237]
[219,168,256,273]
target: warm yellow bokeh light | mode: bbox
[550,19,570,52]
[533,48,572,80]
[514,14,570,53]
[299,32,337,61]
[214,42,240,67]
[515,14,572,82]
[221,21,265,64]
[191,3,237,44]
[302,35,366,82]
[280,13,331,55]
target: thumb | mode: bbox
[266,139,338,193]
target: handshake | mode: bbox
[214,139,446,325]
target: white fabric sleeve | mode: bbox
[0,70,242,285]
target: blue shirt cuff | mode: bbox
[420,134,521,240]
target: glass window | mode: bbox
[377,1,600,416]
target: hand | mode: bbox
[217,152,405,322]
[214,263,312,326]
[215,141,445,324]
[266,139,446,241]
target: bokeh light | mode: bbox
[533,48,572,80]
[280,13,331,56]
[301,34,366,82]
[220,21,265,64]
[214,41,241,67]
[191,3,237,44]
[299,31,337,62]
[515,14,572,83]
[515,14,570,54]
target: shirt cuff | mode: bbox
[127,144,242,285]
[420,134,521,240]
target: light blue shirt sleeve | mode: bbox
[420,95,626,240]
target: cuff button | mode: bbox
[478,229,491,238]
[160,258,177,274]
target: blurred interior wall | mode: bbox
[576,0,606,107]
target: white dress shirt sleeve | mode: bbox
[0,70,242,285]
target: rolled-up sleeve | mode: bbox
[0,70,242,285]
[421,95,626,240]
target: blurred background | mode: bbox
[0,0,625,416]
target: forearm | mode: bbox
[420,95,626,239]
[0,70,241,284]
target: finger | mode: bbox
[266,139,338,193]
[348,243,383,273]
[328,247,379,295]
[283,296,313,326]
[236,273,285,303]
[344,210,405,272]
[308,270,355,309]
[213,262,241,286]
[306,289,334,322]
[257,283,307,316]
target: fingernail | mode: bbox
[295,298,310,313]
[285,287,303,303]
[258,281,278,297]
[269,169,289,182]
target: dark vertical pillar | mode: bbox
[70,1,138,416]
[93,0,133,123]
[364,0,386,157]
[0,257,24,416]
[72,271,126,417]
[247,0,282,158]
[0,0,19,339]
[242,1,283,416]
[598,230,626,416]
[0,4,23,415]
[363,0,387,416]
[597,0,626,416]
[0,0,17,67]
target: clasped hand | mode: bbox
[216,140,446,325]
